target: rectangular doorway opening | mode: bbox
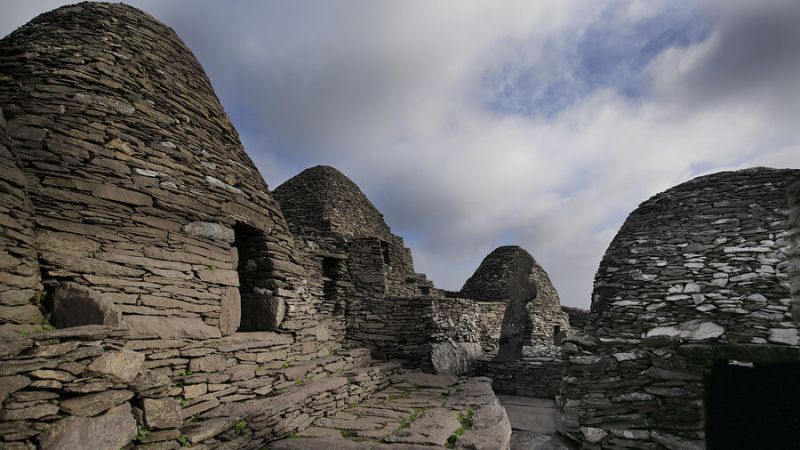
[234,222,281,331]
[705,361,800,449]
[322,257,343,315]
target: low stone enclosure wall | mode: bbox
[557,168,800,449]
[347,295,507,373]
[0,325,400,449]
[474,346,565,399]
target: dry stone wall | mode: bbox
[346,296,499,373]
[0,324,399,449]
[461,246,571,346]
[789,176,800,322]
[0,2,306,339]
[562,306,589,331]
[0,106,43,333]
[558,168,800,449]
[474,346,564,398]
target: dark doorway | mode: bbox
[553,326,561,345]
[705,361,800,449]
[234,223,282,331]
[322,257,343,315]
[380,240,390,265]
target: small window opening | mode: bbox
[380,240,390,265]
[322,257,342,314]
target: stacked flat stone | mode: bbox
[789,175,800,322]
[474,346,565,398]
[0,1,309,338]
[461,246,571,345]
[273,165,434,296]
[0,106,43,333]
[561,306,589,331]
[274,165,446,366]
[558,168,800,449]
[0,324,401,449]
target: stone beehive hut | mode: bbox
[559,168,800,449]
[0,105,43,332]
[0,4,429,449]
[274,165,393,241]
[461,245,570,346]
[0,2,306,338]
[273,165,426,293]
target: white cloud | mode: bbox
[2,0,798,308]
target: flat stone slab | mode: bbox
[497,395,577,449]
[271,372,511,449]
[499,395,558,434]
[385,408,460,446]
[395,372,458,388]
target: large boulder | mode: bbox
[38,403,137,450]
[431,342,482,375]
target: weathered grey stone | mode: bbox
[0,375,30,403]
[182,417,237,443]
[60,389,133,416]
[125,316,222,339]
[431,342,481,376]
[496,252,537,362]
[580,426,608,444]
[219,287,241,336]
[455,398,512,450]
[144,397,182,429]
[241,294,286,331]
[651,431,704,450]
[0,402,59,420]
[86,350,144,383]
[0,303,44,325]
[768,328,799,345]
[385,408,460,446]
[50,282,123,328]
[38,403,137,450]
[190,354,227,373]
[182,222,235,243]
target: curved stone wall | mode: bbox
[559,168,800,448]
[589,168,798,343]
[274,165,392,240]
[0,2,302,338]
[0,106,43,333]
[461,245,570,345]
[790,176,800,322]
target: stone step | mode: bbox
[268,372,512,449]
[266,348,374,392]
[177,361,401,447]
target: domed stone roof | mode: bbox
[273,165,392,239]
[0,2,299,337]
[590,167,800,341]
[461,245,555,303]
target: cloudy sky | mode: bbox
[3,1,800,308]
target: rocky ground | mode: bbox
[269,371,577,450]
[268,372,511,449]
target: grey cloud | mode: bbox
[2,1,799,308]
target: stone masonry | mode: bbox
[558,168,800,449]
[0,2,308,340]
[0,106,43,333]
[0,3,585,448]
[461,246,571,346]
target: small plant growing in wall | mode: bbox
[136,426,151,443]
[233,419,248,435]
[177,434,191,447]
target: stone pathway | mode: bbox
[498,396,576,450]
[269,372,511,449]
